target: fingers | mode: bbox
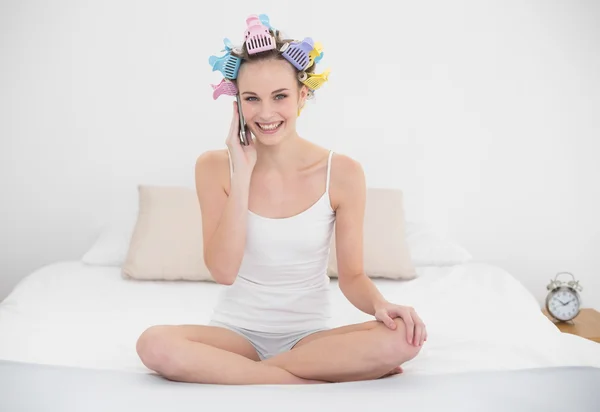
[242,126,253,147]
[383,313,396,330]
[393,306,426,347]
[226,101,240,146]
[412,319,421,347]
[401,308,415,345]
[380,305,428,347]
[411,309,427,346]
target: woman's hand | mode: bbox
[225,100,256,177]
[375,302,427,347]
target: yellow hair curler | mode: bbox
[299,68,331,91]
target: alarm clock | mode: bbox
[545,272,583,322]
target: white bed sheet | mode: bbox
[1,260,599,376]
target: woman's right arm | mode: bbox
[195,150,251,285]
[195,101,256,285]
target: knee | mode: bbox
[375,318,422,367]
[136,325,177,375]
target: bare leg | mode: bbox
[262,318,422,383]
[136,325,322,385]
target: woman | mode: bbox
[136,17,426,385]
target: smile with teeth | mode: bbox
[257,121,283,131]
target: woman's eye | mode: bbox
[245,94,287,101]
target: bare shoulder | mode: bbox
[329,152,366,211]
[195,149,230,194]
[195,148,229,173]
[330,152,364,176]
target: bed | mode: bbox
[1,259,600,411]
[2,185,600,410]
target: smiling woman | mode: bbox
[135,13,426,386]
[237,59,304,142]
[229,27,320,143]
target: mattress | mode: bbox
[2,360,599,412]
[1,260,599,375]
[1,261,600,410]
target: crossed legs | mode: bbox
[136,318,422,385]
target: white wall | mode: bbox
[1,0,599,308]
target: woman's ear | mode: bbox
[301,84,309,99]
[297,85,309,108]
[297,89,307,116]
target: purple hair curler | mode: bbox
[280,37,314,71]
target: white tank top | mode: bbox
[209,150,336,333]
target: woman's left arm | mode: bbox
[331,155,426,346]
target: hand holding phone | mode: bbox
[236,95,250,146]
[226,100,256,177]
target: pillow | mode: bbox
[405,221,473,266]
[85,185,416,281]
[327,188,417,280]
[81,219,134,267]
[83,216,472,271]
[121,185,213,281]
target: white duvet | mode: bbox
[0,261,599,375]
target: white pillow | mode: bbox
[405,221,472,267]
[81,219,135,267]
[81,217,472,269]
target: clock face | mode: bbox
[548,289,580,321]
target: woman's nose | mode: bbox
[256,102,276,120]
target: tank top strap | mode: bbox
[325,150,334,193]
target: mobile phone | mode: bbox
[236,94,249,146]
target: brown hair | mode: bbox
[230,29,317,98]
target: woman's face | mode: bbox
[237,58,307,145]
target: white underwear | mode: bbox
[209,320,328,360]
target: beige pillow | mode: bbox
[327,188,416,280]
[122,185,213,281]
[122,185,415,282]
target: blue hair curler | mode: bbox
[258,14,274,31]
[208,51,241,79]
[222,38,242,54]
[314,51,324,65]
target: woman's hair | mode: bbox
[230,29,317,98]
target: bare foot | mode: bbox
[287,375,328,385]
[379,365,403,379]
[278,370,327,385]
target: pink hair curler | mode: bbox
[211,78,238,100]
[244,14,276,55]
[280,37,314,70]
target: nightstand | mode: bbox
[543,308,600,343]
